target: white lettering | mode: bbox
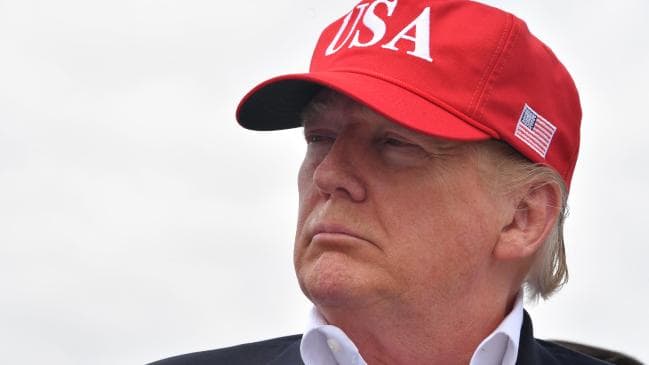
[325,3,370,56]
[349,0,398,48]
[381,7,433,62]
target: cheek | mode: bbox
[295,158,319,254]
[297,163,308,202]
[296,163,308,222]
[297,153,320,198]
[297,159,316,219]
[382,183,498,271]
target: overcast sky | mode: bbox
[1,1,648,364]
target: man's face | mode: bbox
[294,91,509,312]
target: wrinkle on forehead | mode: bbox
[300,89,466,153]
[299,89,360,127]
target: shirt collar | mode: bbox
[300,291,524,365]
[469,291,524,365]
[300,308,367,365]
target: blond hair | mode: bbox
[478,140,569,301]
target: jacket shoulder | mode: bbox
[148,334,303,365]
[535,339,614,365]
[517,311,614,365]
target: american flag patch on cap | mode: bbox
[514,104,557,158]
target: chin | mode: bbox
[297,251,384,308]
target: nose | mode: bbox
[312,134,367,202]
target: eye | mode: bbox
[383,136,415,148]
[306,135,325,143]
[304,132,335,144]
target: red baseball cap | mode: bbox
[236,0,581,188]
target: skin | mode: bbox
[293,90,560,364]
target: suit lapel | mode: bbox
[267,337,304,365]
[516,311,540,365]
[516,310,562,365]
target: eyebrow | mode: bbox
[299,90,340,127]
[300,93,467,152]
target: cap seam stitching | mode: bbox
[476,17,522,124]
[467,13,514,118]
[475,15,520,123]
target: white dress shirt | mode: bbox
[300,292,524,365]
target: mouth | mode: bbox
[310,223,372,246]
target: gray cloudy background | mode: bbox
[1,1,647,364]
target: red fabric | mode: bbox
[237,0,581,188]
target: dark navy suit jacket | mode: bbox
[149,312,611,365]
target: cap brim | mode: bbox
[236,71,495,141]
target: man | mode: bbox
[151,1,611,364]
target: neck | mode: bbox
[318,289,519,365]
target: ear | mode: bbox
[494,182,562,261]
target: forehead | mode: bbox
[301,89,465,147]
[301,89,379,125]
